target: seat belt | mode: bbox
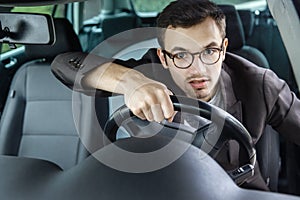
[267,0,300,94]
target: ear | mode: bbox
[157,48,169,69]
[222,38,228,61]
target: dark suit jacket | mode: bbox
[51,49,300,191]
[219,53,300,190]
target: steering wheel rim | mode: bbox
[104,96,256,184]
[103,95,256,166]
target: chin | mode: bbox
[195,91,210,101]
[184,87,209,100]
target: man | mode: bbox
[51,0,300,191]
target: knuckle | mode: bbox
[145,112,154,122]
[164,108,175,119]
[131,107,140,115]
[154,116,164,123]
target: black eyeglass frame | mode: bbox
[162,38,225,69]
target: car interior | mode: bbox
[0,17,88,170]
[0,0,299,199]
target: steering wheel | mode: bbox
[103,95,256,185]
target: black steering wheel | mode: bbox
[103,95,256,185]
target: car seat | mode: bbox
[219,5,281,191]
[79,0,141,52]
[0,18,89,170]
[220,5,269,68]
[237,9,255,41]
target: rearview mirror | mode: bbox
[0,12,55,45]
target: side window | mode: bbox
[12,5,54,14]
[82,0,102,21]
[131,0,173,12]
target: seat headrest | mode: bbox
[238,9,255,40]
[101,14,138,40]
[219,5,245,51]
[25,18,82,61]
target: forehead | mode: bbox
[164,18,223,51]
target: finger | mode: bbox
[165,89,174,95]
[151,104,165,122]
[131,108,146,120]
[167,111,178,122]
[160,90,175,120]
[143,107,154,122]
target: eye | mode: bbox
[174,52,189,59]
[203,48,217,55]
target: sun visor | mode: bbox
[0,12,55,45]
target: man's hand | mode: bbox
[124,79,175,122]
[83,62,175,122]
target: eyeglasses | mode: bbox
[162,39,225,69]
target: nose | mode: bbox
[188,55,206,74]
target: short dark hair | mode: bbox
[156,0,226,47]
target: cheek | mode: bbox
[208,65,222,83]
[168,68,187,85]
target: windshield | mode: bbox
[131,0,266,13]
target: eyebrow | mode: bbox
[170,46,188,52]
[170,41,221,52]
[204,41,220,48]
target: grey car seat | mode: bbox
[0,18,89,170]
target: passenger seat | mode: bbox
[0,18,88,170]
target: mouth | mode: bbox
[188,78,209,89]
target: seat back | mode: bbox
[0,18,88,170]
[101,13,140,40]
[220,5,280,191]
[220,5,269,68]
[79,11,140,52]
[237,9,255,41]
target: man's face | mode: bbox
[157,17,228,101]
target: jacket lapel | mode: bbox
[220,69,243,123]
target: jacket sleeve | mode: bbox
[50,51,149,97]
[51,52,114,96]
[51,49,161,97]
[264,69,300,145]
